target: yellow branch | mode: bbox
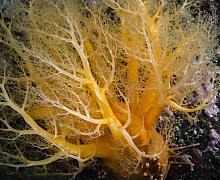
[166,96,209,113]
[6,99,119,159]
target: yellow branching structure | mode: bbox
[0,0,219,178]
